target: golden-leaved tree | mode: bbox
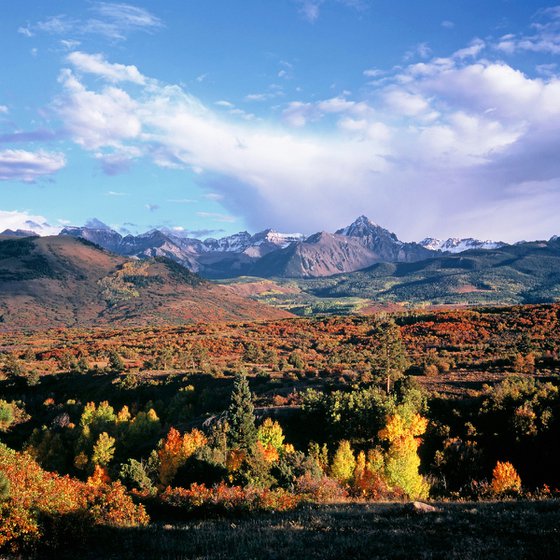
[158,428,207,486]
[378,407,429,500]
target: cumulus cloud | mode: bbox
[0,210,60,235]
[55,69,141,149]
[67,52,146,84]
[51,39,560,241]
[0,149,66,182]
[282,96,371,127]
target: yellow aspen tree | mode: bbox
[91,432,116,467]
[378,411,429,500]
[330,440,356,485]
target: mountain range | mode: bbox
[1,215,522,279]
[0,235,292,328]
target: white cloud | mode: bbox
[0,105,8,114]
[282,96,371,127]
[203,192,224,201]
[383,89,430,116]
[404,42,432,61]
[55,69,142,149]
[20,2,162,42]
[297,0,323,22]
[93,2,162,31]
[0,150,66,182]
[363,68,384,78]
[453,38,486,59]
[0,210,61,235]
[67,51,146,84]
[60,39,81,50]
[245,93,270,102]
[52,46,560,241]
[295,0,366,22]
[416,62,560,122]
[18,26,34,37]
[494,7,560,55]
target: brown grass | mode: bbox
[32,501,560,560]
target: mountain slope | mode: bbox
[251,218,437,278]
[53,215,546,281]
[0,236,292,328]
[296,238,560,306]
[251,231,381,278]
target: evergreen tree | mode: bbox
[370,319,408,394]
[107,349,125,373]
[227,374,257,450]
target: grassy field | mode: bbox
[32,501,560,560]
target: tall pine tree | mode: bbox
[370,319,408,394]
[227,374,257,450]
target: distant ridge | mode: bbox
[8,214,549,279]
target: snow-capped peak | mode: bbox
[202,231,253,253]
[336,215,403,246]
[252,229,305,247]
[420,237,505,253]
[336,215,380,236]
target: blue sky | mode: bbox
[1,1,560,242]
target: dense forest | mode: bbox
[0,303,559,555]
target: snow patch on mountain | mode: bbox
[420,237,506,253]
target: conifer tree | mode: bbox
[227,374,257,450]
[370,319,408,394]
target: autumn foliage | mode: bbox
[160,482,300,514]
[491,461,522,496]
[0,443,148,553]
[158,427,207,486]
[378,410,429,500]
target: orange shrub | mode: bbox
[0,443,148,553]
[160,482,300,514]
[295,474,348,503]
[491,461,522,496]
